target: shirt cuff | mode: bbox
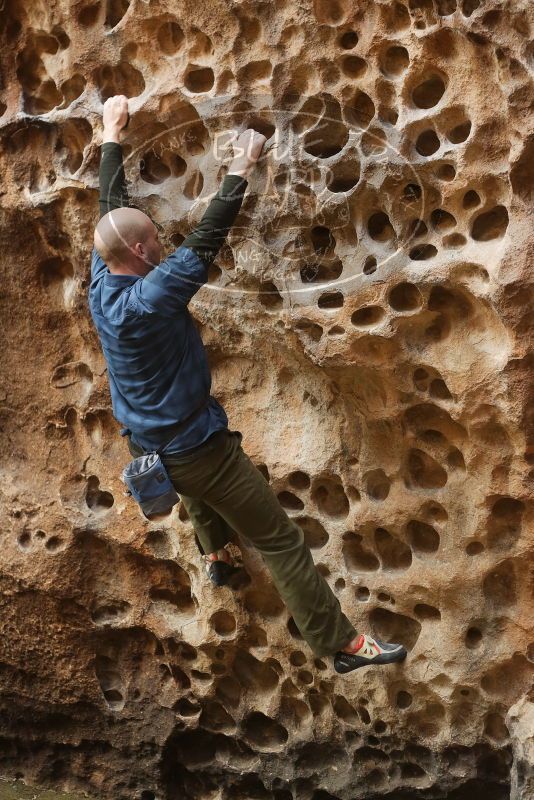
[220,173,248,198]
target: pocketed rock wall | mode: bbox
[0,1,532,799]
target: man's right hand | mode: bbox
[227,128,267,179]
[102,95,129,144]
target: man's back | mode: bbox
[88,245,227,452]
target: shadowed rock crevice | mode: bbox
[0,0,531,798]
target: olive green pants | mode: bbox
[127,429,356,657]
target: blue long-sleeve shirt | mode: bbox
[88,143,247,455]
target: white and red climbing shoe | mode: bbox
[203,548,242,587]
[334,633,407,674]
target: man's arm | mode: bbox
[98,95,130,219]
[181,129,267,266]
[134,129,267,312]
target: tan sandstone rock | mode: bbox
[0,0,532,798]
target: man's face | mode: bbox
[139,222,162,274]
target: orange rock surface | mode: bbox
[0,1,532,798]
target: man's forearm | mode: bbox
[182,173,248,265]
[99,141,130,219]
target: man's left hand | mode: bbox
[103,95,129,143]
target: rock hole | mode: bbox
[369,607,421,649]
[436,163,456,180]
[415,129,440,156]
[368,212,395,242]
[374,528,412,570]
[357,586,370,601]
[296,516,330,549]
[17,532,31,550]
[290,651,306,667]
[335,578,345,591]
[298,670,314,685]
[95,655,125,710]
[414,603,441,620]
[333,695,359,724]
[243,712,288,751]
[447,120,472,144]
[346,90,375,129]
[105,0,130,28]
[343,532,379,572]
[38,257,76,307]
[296,319,323,342]
[484,713,509,742]
[463,189,481,209]
[94,62,145,101]
[289,470,311,490]
[318,290,344,309]
[175,697,201,716]
[339,30,358,49]
[277,491,305,511]
[466,541,484,555]
[351,306,385,327]
[396,690,413,708]
[406,519,440,553]
[184,66,214,93]
[363,255,377,275]
[436,0,457,14]
[259,281,283,310]
[341,55,367,78]
[430,208,456,231]
[488,496,524,550]
[210,610,236,636]
[363,469,391,501]
[404,183,422,201]
[157,21,184,54]
[300,260,343,283]
[471,205,509,241]
[91,601,131,625]
[465,626,483,649]
[429,379,452,400]
[412,75,446,109]
[406,448,448,489]
[85,476,114,512]
[409,219,428,238]
[312,478,349,517]
[409,243,438,260]
[60,74,86,107]
[78,3,101,26]
[45,536,63,552]
[388,282,423,311]
[313,0,349,25]
[244,588,284,618]
[326,160,360,192]
[51,361,93,389]
[381,45,409,77]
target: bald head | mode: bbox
[94,207,162,276]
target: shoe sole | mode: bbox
[334,647,408,674]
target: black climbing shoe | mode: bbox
[203,549,249,589]
[334,633,407,674]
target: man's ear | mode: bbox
[133,241,145,259]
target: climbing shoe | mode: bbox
[334,633,407,674]
[203,548,248,589]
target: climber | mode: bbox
[89,95,408,674]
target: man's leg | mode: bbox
[185,432,357,657]
[178,493,234,556]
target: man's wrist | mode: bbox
[227,163,254,179]
[103,127,122,144]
